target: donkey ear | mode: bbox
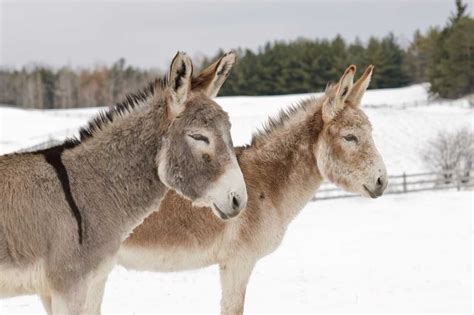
[192,51,236,98]
[346,65,373,106]
[322,65,356,122]
[168,52,193,117]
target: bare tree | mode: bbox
[55,68,78,108]
[0,60,160,109]
[422,127,473,183]
[20,71,44,109]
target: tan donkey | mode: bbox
[120,65,388,314]
[0,52,247,314]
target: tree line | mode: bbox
[0,59,158,109]
[0,0,472,109]
[211,33,410,96]
[215,0,472,98]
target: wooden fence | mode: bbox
[314,168,474,200]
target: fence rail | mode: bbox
[314,168,473,200]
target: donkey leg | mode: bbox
[84,275,108,314]
[39,294,52,315]
[83,257,116,314]
[219,259,255,315]
[51,281,88,315]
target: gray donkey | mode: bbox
[0,52,247,314]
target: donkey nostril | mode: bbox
[232,196,240,210]
[377,176,384,187]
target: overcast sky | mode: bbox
[0,0,464,70]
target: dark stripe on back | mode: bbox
[36,143,84,244]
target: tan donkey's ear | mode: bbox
[346,65,374,106]
[192,51,236,98]
[322,65,356,123]
[168,52,193,117]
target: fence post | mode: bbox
[403,173,407,193]
[456,170,461,191]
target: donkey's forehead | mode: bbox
[336,106,371,129]
[183,96,230,129]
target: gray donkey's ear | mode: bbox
[168,52,193,117]
[192,51,236,98]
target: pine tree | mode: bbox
[348,37,368,71]
[450,0,468,24]
[39,68,56,109]
[429,0,474,98]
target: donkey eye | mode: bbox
[343,134,358,143]
[188,134,210,144]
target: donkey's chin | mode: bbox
[362,185,382,199]
[192,198,240,221]
[211,203,240,221]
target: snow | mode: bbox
[0,84,472,313]
[0,107,86,154]
[1,190,471,313]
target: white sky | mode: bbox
[0,0,463,70]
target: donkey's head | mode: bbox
[157,52,247,219]
[316,65,388,198]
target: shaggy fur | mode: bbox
[77,79,162,142]
[120,65,388,314]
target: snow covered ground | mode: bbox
[0,84,472,313]
[1,190,471,313]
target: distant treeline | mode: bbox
[0,59,158,109]
[215,0,473,98]
[213,33,410,96]
[0,0,472,109]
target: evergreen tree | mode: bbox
[429,0,473,98]
[329,35,349,78]
[450,0,468,24]
[348,37,368,70]
[38,67,56,109]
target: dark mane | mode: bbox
[76,77,166,143]
[11,76,170,157]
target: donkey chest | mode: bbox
[0,261,48,297]
[254,217,288,258]
[118,243,220,272]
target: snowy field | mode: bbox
[0,84,472,313]
[1,191,471,314]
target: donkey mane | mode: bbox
[76,77,167,144]
[251,95,323,145]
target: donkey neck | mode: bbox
[242,98,325,223]
[62,102,169,230]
